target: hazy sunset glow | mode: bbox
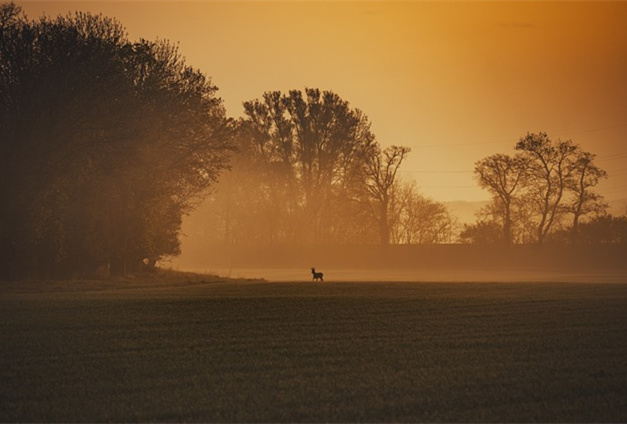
[4,4,627,421]
[18,0,627,203]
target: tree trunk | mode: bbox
[379,201,390,245]
[571,213,581,244]
[503,198,512,247]
[503,213,512,246]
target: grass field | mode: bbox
[1,272,626,422]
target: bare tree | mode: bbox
[515,132,579,245]
[396,182,454,244]
[473,132,608,246]
[474,153,527,246]
[566,151,608,241]
[364,145,410,245]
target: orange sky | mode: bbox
[17,1,627,204]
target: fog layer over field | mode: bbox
[181,268,627,284]
[173,243,627,283]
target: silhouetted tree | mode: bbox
[0,2,23,29]
[473,132,608,245]
[515,132,579,245]
[566,151,608,242]
[395,182,454,244]
[364,145,410,245]
[234,88,376,244]
[0,6,231,279]
[474,153,527,246]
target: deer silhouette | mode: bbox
[311,267,324,282]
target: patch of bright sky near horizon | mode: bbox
[17,1,627,203]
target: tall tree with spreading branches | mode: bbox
[474,153,528,246]
[515,132,579,245]
[364,145,410,245]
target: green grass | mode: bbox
[1,275,626,422]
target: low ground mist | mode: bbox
[175,267,627,284]
[172,243,627,284]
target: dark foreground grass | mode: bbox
[1,275,626,422]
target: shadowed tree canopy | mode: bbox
[236,88,377,244]
[579,215,627,244]
[0,4,232,279]
[459,220,503,245]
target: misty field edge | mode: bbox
[176,243,627,272]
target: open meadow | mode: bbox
[1,272,626,422]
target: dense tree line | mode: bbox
[0,3,231,278]
[463,132,623,245]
